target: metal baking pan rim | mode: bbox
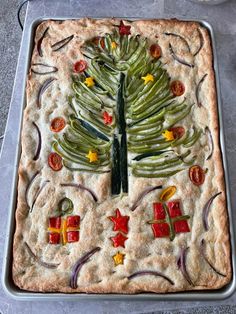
[2,15,235,301]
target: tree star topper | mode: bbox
[119,20,131,36]
[113,251,125,266]
[109,208,129,234]
[86,150,98,163]
[84,77,95,87]
[141,73,154,85]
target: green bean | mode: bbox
[78,81,104,105]
[127,120,163,134]
[128,108,166,128]
[128,38,147,65]
[171,130,190,147]
[72,84,102,110]
[166,105,193,126]
[128,142,172,154]
[132,150,173,161]
[79,111,112,135]
[132,168,185,178]
[132,159,182,170]
[63,161,110,173]
[184,129,202,147]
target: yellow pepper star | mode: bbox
[111,41,117,49]
[84,77,95,87]
[113,251,125,266]
[162,130,174,141]
[141,73,154,85]
[86,150,98,163]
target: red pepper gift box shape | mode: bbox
[150,200,190,241]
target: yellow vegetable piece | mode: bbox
[86,150,98,163]
[113,251,125,266]
[159,186,177,202]
[62,219,67,245]
[48,227,60,233]
[84,77,95,87]
[111,41,117,49]
[162,130,174,141]
[141,73,154,85]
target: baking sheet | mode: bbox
[2,16,235,301]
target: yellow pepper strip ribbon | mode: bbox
[48,220,79,245]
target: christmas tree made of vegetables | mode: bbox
[53,21,201,195]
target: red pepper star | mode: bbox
[119,20,131,36]
[103,111,113,125]
[109,208,129,234]
[111,232,128,248]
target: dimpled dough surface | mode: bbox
[12,18,231,293]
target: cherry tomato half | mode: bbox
[50,117,66,133]
[48,152,63,171]
[169,126,185,139]
[189,165,205,186]
[170,80,185,96]
[92,37,105,49]
[73,60,87,73]
[150,44,162,59]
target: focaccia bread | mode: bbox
[12,18,231,293]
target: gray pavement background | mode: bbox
[0,0,236,313]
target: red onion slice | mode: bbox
[165,32,191,52]
[24,242,59,269]
[177,247,194,286]
[196,74,207,107]
[32,122,41,161]
[51,35,74,52]
[127,271,174,285]
[203,192,222,231]
[37,27,49,57]
[193,28,204,57]
[30,180,50,212]
[31,63,58,75]
[205,126,214,160]
[169,43,194,68]
[199,239,226,277]
[37,78,57,108]
[70,247,101,289]
[130,185,162,211]
[60,183,98,202]
[25,171,41,208]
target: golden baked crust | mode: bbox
[12,18,231,293]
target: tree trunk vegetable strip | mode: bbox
[202,192,222,231]
[70,247,101,289]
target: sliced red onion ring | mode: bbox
[193,28,204,57]
[24,242,59,269]
[30,180,50,212]
[37,78,57,108]
[130,185,162,211]
[165,32,191,52]
[203,192,222,231]
[205,126,214,160]
[25,171,41,208]
[31,63,58,75]
[177,247,194,286]
[37,27,49,57]
[70,247,101,289]
[32,122,41,161]
[169,43,194,68]
[60,183,98,202]
[196,74,207,107]
[199,239,226,277]
[127,271,174,285]
[51,35,74,51]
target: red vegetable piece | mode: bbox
[67,231,79,243]
[109,208,129,234]
[169,126,185,139]
[48,152,63,171]
[189,165,205,186]
[93,37,105,49]
[152,223,170,238]
[171,80,185,96]
[49,217,61,229]
[168,201,181,218]
[153,202,165,219]
[150,44,162,59]
[119,20,131,36]
[174,220,190,233]
[49,233,60,244]
[103,111,113,125]
[50,117,66,133]
[73,60,87,73]
[111,232,128,248]
[67,215,80,228]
